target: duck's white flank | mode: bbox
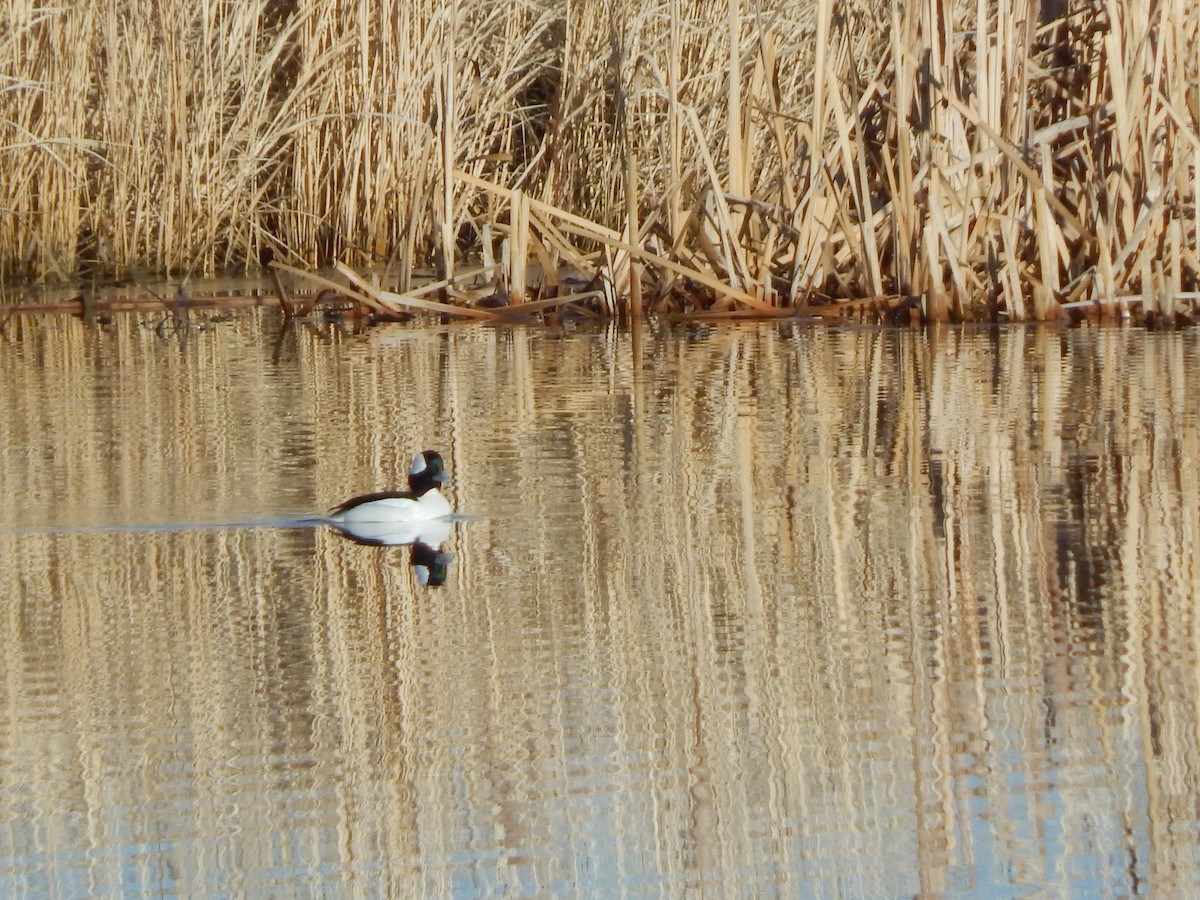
[330,488,452,525]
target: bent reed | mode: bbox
[2,0,1197,323]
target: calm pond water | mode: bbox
[2,312,1199,897]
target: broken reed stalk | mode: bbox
[623,147,643,319]
[2,0,1196,324]
[507,190,529,304]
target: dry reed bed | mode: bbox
[2,0,1197,323]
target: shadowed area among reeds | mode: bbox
[2,0,1197,322]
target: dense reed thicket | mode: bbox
[2,0,1197,320]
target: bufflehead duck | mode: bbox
[327,450,452,528]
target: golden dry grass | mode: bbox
[2,0,1197,321]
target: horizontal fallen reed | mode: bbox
[2,0,1197,323]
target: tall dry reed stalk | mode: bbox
[2,0,1196,320]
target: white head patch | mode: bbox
[410,453,428,476]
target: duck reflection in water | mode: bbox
[325,450,457,586]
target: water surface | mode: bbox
[2,313,1198,896]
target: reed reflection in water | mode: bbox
[1,315,1198,896]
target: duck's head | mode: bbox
[409,450,450,495]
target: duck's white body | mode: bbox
[328,513,454,549]
[329,487,452,526]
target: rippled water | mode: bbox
[2,312,1199,896]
